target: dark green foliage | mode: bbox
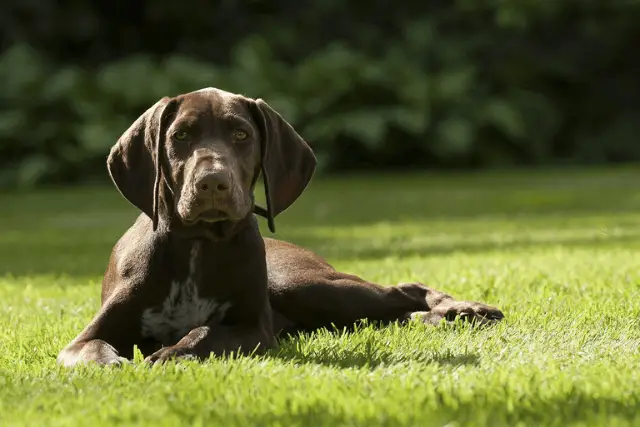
[0,0,639,187]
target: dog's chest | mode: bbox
[140,243,230,345]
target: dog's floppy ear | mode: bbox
[249,98,317,233]
[107,96,177,231]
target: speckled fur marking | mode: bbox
[140,242,231,345]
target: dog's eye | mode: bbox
[233,130,248,141]
[173,130,189,141]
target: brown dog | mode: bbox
[57,87,504,367]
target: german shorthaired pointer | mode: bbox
[57,87,504,366]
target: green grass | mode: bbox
[1,166,640,426]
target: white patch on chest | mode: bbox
[140,242,231,345]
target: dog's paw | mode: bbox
[104,356,131,366]
[58,339,131,368]
[411,300,504,327]
[144,346,197,365]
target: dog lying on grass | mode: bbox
[57,87,504,367]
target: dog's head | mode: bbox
[107,88,317,239]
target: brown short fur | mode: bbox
[57,88,504,367]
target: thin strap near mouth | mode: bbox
[253,205,269,219]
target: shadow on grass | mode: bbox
[287,231,640,263]
[1,170,639,279]
[269,347,481,370]
[0,227,639,279]
[261,321,483,370]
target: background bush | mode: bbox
[0,0,638,187]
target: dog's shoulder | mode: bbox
[103,214,169,292]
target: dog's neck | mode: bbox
[160,213,263,291]
[157,210,258,243]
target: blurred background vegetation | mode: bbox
[0,0,638,188]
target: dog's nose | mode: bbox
[195,172,230,196]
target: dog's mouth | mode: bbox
[181,209,229,226]
[174,206,244,242]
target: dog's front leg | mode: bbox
[144,306,275,364]
[57,292,143,367]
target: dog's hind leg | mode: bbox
[264,238,504,335]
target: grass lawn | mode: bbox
[1,166,640,426]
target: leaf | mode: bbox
[303,109,388,149]
[436,116,475,155]
[232,36,273,71]
[0,44,47,98]
[482,98,526,140]
[388,108,430,134]
[435,67,476,101]
[41,67,84,102]
[77,119,126,155]
[403,20,435,52]
[294,43,362,100]
[17,155,56,187]
[97,56,161,103]
[263,96,299,125]
[341,110,387,148]
[505,90,562,159]
[0,111,27,138]
[495,5,529,30]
